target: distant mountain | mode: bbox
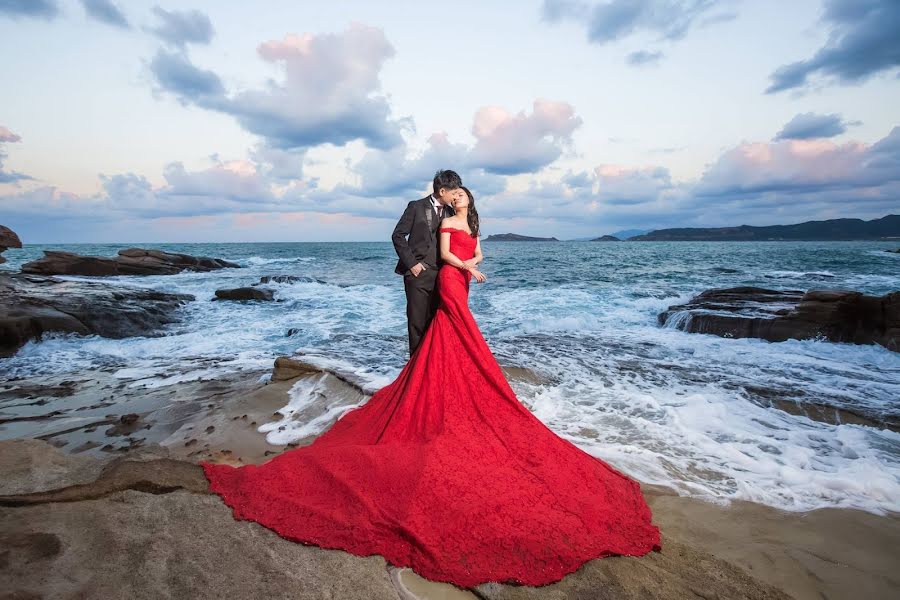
[609,228,649,240]
[629,215,900,241]
[591,235,621,241]
[483,233,560,242]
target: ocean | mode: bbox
[2,240,899,515]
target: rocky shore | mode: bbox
[659,286,900,352]
[21,247,241,276]
[1,356,897,599]
[0,271,195,358]
[2,225,897,598]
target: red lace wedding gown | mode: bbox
[201,227,661,587]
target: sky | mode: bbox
[1,0,898,243]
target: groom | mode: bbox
[391,169,461,356]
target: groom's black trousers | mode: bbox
[403,266,440,356]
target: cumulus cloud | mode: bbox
[469,100,582,175]
[766,0,900,93]
[345,132,507,199]
[0,0,58,20]
[774,112,859,140]
[696,127,900,208]
[541,0,737,63]
[0,125,33,184]
[481,127,900,231]
[0,126,21,143]
[149,50,225,100]
[147,5,214,48]
[80,0,128,29]
[148,24,406,151]
[248,144,307,182]
[341,99,580,200]
[4,119,897,237]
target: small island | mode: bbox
[483,233,560,242]
[591,235,621,242]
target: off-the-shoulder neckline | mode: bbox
[440,226,472,234]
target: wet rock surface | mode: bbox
[0,272,195,357]
[1,358,897,600]
[21,248,240,276]
[0,225,23,265]
[214,286,275,301]
[659,286,900,351]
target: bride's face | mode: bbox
[452,189,469,210]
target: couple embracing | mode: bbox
[391,169,486,355]
[201,168,660,588]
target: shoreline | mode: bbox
[1,361,897,598]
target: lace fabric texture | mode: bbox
[201,226,661,587]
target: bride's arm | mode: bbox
[440,231,469,269]
[461,236,483,269]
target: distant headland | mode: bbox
[626,214,899,241]
[483,233,560,242]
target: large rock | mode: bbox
[0,439,400,600]
[0,272,195,357]
[271,356,323,381]
[659,286,900,351]
[213,287,275,301]
[0,224,23,265]
[21,248,240,276]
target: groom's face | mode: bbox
[435,186,458,205]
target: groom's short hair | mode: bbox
[432,169,462,194]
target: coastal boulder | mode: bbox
[271,356,321,381]
[213,287,274,301]
[0,272,195,357]
[21,248,240,276]
[0,224,23,265]
[658,286,900,351]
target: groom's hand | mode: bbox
[410,262,427,277]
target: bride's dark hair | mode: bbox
[460,186,480,238]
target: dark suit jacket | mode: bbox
[392,196,456,274]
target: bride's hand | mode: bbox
[471,269,487,283]
[461,258,477,270]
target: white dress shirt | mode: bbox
[430,194,444,219]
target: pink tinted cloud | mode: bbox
[0,126,22,143]
[697,134,888,196]
[469,99,582,174]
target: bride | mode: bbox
[201,186,661,588]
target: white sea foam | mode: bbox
[763,270,836,278]
[244,256,315,266]
[259,373,367,445]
